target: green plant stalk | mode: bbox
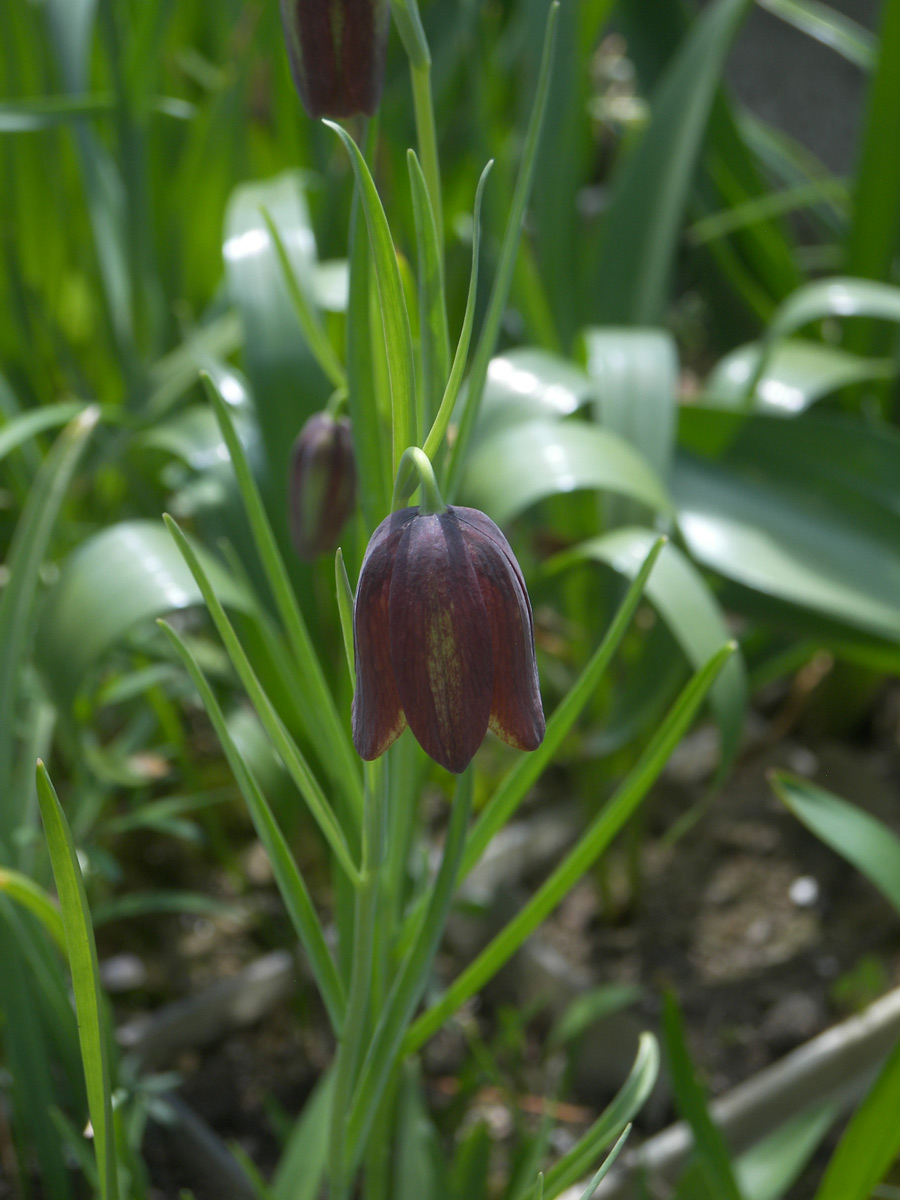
[164,514,360,884]
[158,620,346,1031]
[36,762,119,1200]
[410,61,443,255]
[202,374,363,822]
[329,757,386,1199]
[445,1,560,499]
[403,641,735,1052]
[343,771,473,1173]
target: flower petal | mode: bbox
[454,508,545,752]
[351,511,413,760]
[389,512,493,773]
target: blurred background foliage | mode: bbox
[3,0,900,1196]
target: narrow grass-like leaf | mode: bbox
[543,1033,659,1199]
[578,1126,632,1199]
[344,773,472,1171]
[549,529,747,772]
[158,620,345,1031]
[407,150,450,432]
[756,0,874,68]
[0,869,66,953]
[0,402,87,462]
[335,548,356,688]
[445,1,560,498]
[735,1099,838,1200]
[405,642,734,1052]
[423,161,491,465]
[325,121,416,473]
[461,536,666,880]
[203,374,362,820]
[164,514,359,884]
[663,991,743,1200]
[591,0,750,324]
[260,207,346,391]
[0,406,99,822]
[36,762,119,1200]
[462,420,674,526]
[772,772,900,919]
[813,1032,900,1200]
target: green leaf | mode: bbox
[706,339,893,413]
[543,1033,659,1199]
[0,402,87,462]
[735,1099,838,1200]
[772,772,900,920]
[36,762,119,1200]
[591,0,750,323]
[663,992,743,1200]
[0,869,66,953]
[163,515,360,885]
[0,407,99,822]
[461,419,674,526]
[158,621,346,1032]
[405,642,735,1052]
[408,149,450,433]
[756,0,874,69]
[813,1033,900,1200]
[34,519,252,713]
[580,328,678,484]
[549,528,747,771]
[674,410,900,649]
[325,121,417,474]
[474,349,594,440]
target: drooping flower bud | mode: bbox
[288,413,357,561]
[352,505,545,773]
[280,0,390,120]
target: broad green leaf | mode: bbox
[543,1033,659,1199]
[34,520,252,711]
[814,1033,900,1200]
[772,773,900,919]
[461,420,674,526]
[549,528,747,770]
[473,349,594,440]
[706,339,892,413]
[675,410,900,647]
[591,0,750,324]
[580,327,678,483]
[36,763,118,1200]
[664,992,743,1200]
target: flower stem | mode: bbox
[391,446,447,515]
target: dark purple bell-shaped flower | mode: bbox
[289,413,356,561]
[280,0,389,120]
[351,505,545,774]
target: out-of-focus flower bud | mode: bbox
[288,413,357,561]
[280,0,389,120]
[351,505,545,773]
